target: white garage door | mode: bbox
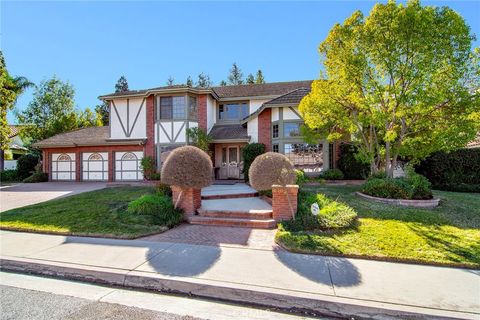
[115,151,143,181]
[82,152,108,181]
[51,153,76,181]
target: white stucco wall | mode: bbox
[207,95,215,131]
[247,117,259,143]
[272,107,279,122]
[283,107,301,120]
[110,97,147,139]
[249,99,270,114]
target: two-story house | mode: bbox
[34,80,336,182]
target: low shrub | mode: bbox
[258,189,272,198]
[17,154,39,180]
[295,169,308,185]
[337,144,370,179]
[156,183,172,197]
[127,194,182,227]
[362,178,413,199]
[406,167,432,200]
[141,156,158,180]
[149,172,161,181]
[319,168,344,180]
[281,190,357,231]
[23,172,48,183]
[1,169,19,182]
[242,143,265,182]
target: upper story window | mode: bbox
[188,96,198,120]
[159,96,185,120]
[272,124,279,139]
[284,122,301,138]
[218,102,249,121]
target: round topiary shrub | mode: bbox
[161,145,213,189]
[249,152,296,191]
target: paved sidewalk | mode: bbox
[1,230,479,319]
[141,224,277,250]
[0,182,106,212]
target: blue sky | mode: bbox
[2,1,479,124]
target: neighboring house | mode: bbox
[33,80,338,182]
[3,125,28,170]
[466,133,480,149]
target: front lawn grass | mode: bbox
[276,185,480,268]
[0,186,167,238]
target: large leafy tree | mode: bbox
[0,51,34,170]
[18,76,100,144]
[299,0,480,177]
[246,73,255,84]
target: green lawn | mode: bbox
[0,186,167,238]
[276,185,480,268]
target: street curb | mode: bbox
[0,257,475,320]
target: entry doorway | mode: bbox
[215,144,245,179]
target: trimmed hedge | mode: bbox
[337,144,370,179]
[416,149,480,193]
[17,154,39,180]
[1,169,19,182]
[242,143,265,182]
[281,190,357,231]
[127,193,182,227]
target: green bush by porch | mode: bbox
[276,185,480,268]
[0,186,171,238]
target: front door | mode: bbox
[227,147,239,178]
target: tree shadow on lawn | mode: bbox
[407,224,480,267]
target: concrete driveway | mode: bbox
[0,182,107,212]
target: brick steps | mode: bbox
[201,192,258,200]
[197,209,272,220]
[188,216,277,229]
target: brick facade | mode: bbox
[145,95,155,159]
[197,94,207,130]
[171,186,201,217]
[272,185,299,221]
[43,145,143,182]
[258,108,271,151]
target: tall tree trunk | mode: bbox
[385,141,393,178]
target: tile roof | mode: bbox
[32,126,145,148]
[466,133,480,148]
[99,80,313,99]
[208,124,249,141]
[211,80,313,99]
[263,87,311,106]
[8,125,20,138]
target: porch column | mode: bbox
[322,139,330,171]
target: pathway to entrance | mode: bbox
[141,224,277,250]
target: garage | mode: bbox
[115,151,143,181]
[82,152,108,181]
[51,153,76,181]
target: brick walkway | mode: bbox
[140,224,278,250]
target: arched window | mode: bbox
[122,152,137,161]
[57,154,72,161]
[88,153,103,161]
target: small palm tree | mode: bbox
[1,51,34,170]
